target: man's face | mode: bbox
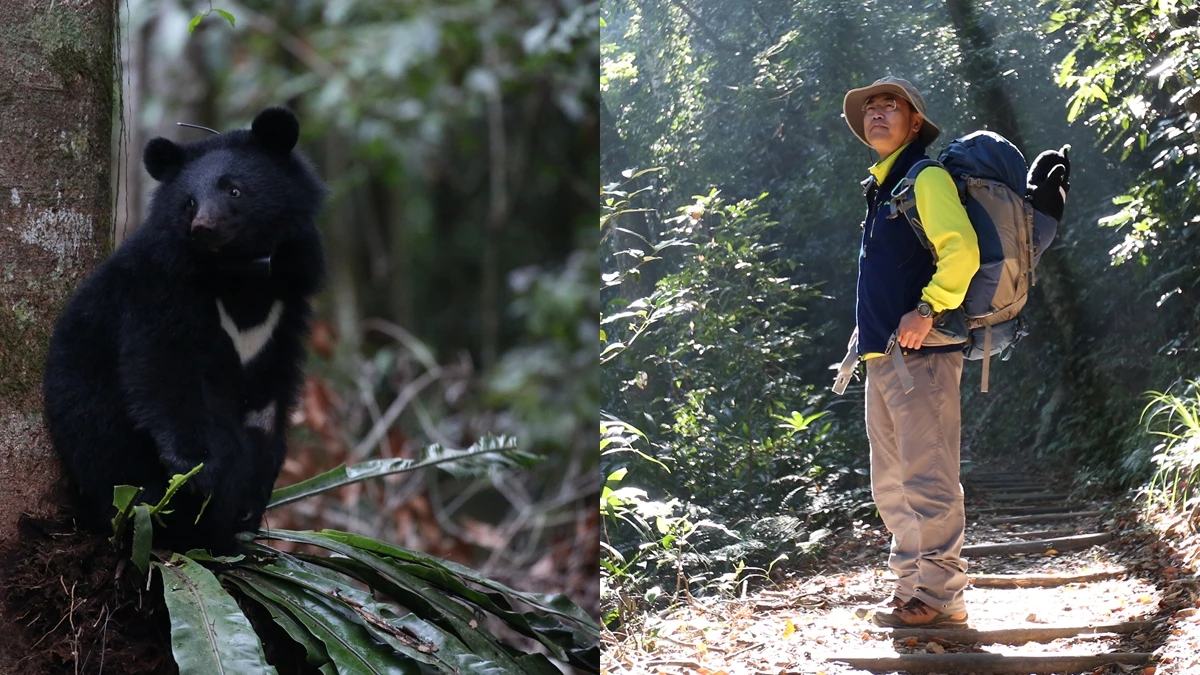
[862,93,921,158]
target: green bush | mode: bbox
[1140,380,1200,528]
[600,176,868,619]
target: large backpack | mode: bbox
[890,130,1037,393]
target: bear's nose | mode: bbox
[191,210,218,235]
[190,210,226,250]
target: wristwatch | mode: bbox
[916,301,935,319]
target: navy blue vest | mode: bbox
[855,142,962,356]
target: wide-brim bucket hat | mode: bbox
[843,76,941,147]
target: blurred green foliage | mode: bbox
[487,249,598,456]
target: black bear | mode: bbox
[43,107,326,554]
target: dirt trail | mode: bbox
[603,465,1200,675]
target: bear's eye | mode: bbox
[186,197,197,209]
[229,188,241,198]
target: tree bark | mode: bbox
[0,0,115,671]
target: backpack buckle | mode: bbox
[888,180,916,220]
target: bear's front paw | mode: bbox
[158,453,207,483]
[181,461,220,496]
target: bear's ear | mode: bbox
[251,107,300,155]
[143,138,185,182]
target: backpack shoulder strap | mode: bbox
[889,158,942,252]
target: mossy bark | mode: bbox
[0,0,114,671]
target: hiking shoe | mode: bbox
[878,594,907,609]
[872,598,968,628]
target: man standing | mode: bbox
[842,76,979,628]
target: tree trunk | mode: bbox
[323,134,363,354]
[943,0,1026,152]
[113,13,149,243]
[600,95,635,186]
[0,0,115,671]
[386,180,418,330]
[114,7,217,244]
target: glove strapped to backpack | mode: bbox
[1027,145,1071,222]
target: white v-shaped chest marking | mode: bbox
[216,299,284,365]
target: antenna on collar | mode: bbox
[176,122,220,135]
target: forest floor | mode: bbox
[602,461,1200,675]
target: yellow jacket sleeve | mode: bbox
[913,166,980,312]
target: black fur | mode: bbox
[44,107,326,554]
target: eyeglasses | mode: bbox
[862,97,907,116]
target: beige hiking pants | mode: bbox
[865,349,968,614]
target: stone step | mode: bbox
[961,532,1112,557]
